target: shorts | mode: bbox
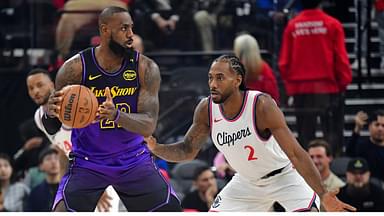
[53,150,180,211]
[210,165,320,212]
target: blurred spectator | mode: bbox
[193,0,226,51]
[307,139,345,192]
[234,33,280,103]
[278,0,352,154]
[55,0,130,59]
[26,148,61,211]
[337,158,384,211]
[375,0,384,69]
[13,119,48,177]
[351,0,368,69]
[135,0,197,51]
[181,165,218,212]
[346,110,384,181]
[0,153,29,212]
[213,152,235,182]
[132,34,144,53]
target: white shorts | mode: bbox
[210,166,320,212]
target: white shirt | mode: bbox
[210,90,290,181]
[34,106,72,156]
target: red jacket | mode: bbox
[375,0,384,11]
[278,9,352,96]
[246,61,280,103]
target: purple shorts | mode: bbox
[52,148,179,211]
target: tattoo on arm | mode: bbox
[152,99,211,162]
[116,55,161,136]
[55,55,82,90]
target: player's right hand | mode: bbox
[47,89,65,118]
[321,190,356,212]
[144,136,157,151]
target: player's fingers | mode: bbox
[343,203,356,212]
[105,87,112,102]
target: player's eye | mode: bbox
[121,27,127,31]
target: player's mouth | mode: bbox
[126,39,133,47]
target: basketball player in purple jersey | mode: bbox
[43,6,181,212]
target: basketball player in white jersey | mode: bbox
[145,55,356,212]
[26,68,120,212]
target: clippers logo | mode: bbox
[216,127,252,146]
[212,196,222,208]
[123,70,137,81]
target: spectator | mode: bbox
[346,110,384,181]
[279,0,352,155]
[213,152,235,182]
[0,153,29,212]
[307,139,345,192]
[181,166,218,212]
[56,0,130,59]
[375,0,384,69]
[234,33,280,103]
[337,158,384,211]
[26,148,61,211]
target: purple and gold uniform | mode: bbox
[53,48,180,211]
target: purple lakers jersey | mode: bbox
[71,47,144,159]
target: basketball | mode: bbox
[58,85,98,128]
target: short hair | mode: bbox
[193,165,212,181]
[27,68,52,81]
[99,6,129,26]
[0,153,12,165]
[38,147,58,164]
[234,34,262,76]
[368,110,384,124]
[300,0,322,9]
[214,55,247,90]
[308,139,332,157]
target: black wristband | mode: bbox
[42,113,62,135]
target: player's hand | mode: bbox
[144,136,157,151]
[47,89,65,118]
[98,87,117,121]
[96,191,112,212]
[321,190,356,212]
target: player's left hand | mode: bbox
[321,189,356,212]
[98,87,117,121]
[144,136,157,151]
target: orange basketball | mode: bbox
[58,85,98,128]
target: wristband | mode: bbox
[113,109,121,123]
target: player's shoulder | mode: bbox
[138,54,160,77]
[195,97,210,114]
[62,54,82,69]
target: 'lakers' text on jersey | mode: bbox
[71,47,143,159]
[209,90,291,181]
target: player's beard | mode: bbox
[39,92,51,106]
[108,35,133,58]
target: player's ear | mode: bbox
[236,74,242,88]
[100,23,109,35]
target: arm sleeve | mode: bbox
[41,113,62,135]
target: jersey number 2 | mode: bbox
[244,145,258,161]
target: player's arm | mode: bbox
[144,98,211,162]
[256,94,355,212]
[99,55,160,136]
[42,55,83,134]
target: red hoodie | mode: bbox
[246,61,280,103]
[278,9,352,96]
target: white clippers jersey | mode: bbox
[34,106,72,156]
[210,90,290,181]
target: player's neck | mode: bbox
[0,179,10,189]
[221,90,245,119]
[95,45,124,72]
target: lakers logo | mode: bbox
[123,70,137,81]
